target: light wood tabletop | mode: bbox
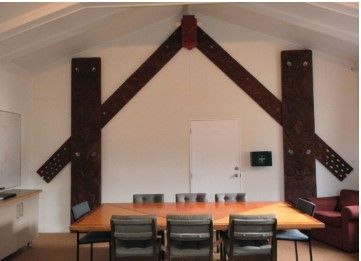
[70,201,324,232]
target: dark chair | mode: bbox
[308,189,359,252]
[221,214,277,261]
[166,214,213,260]
[276,198,315,261]
[133,194,164,204]
[71,201,111,261]
[175,193,207,203]
[215,193,246,255]
[111,215,160,261]
[215,193,246,203]
[133,193,166,252]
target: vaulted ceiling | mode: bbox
[0,2,358,72]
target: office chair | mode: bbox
[133,194,164,204]
[276,198,315,261]
[221,214,277,261]
[132,193,165,252]
[215,193,246,255]
[215,193,246,203]
[72,201,111,261]
[166,214,213,260]
[175,193,207,203]
[111,215,161,261]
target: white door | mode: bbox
[190,119,242,200]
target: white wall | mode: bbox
[21,15,358,232]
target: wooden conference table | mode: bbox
[70,202,324,233]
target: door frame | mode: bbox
[189,118,241,194]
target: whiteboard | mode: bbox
[0,110,21,189]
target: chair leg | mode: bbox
[220,241,223,261]
[76,233,80,261]
[90,243,93,261]
[294,241,298,261]
[109,242,111,261]
[216,231,220,253]
[308,239,313,261]
[221,242,226,261]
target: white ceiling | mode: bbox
[0,2,358,72]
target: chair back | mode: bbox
[111,215,158,260]
[215,193,246,202]
[166,214,213,259]
[296,198,315,216]
[338,189,359,210]
[133,194,164,204]
[228,214,277,260]
[175,193,207,203]
[71,201,90,221]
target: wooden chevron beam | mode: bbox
[196,27,352,181]
[37,27,182,182]
[37,23,352,183]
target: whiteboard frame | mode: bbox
[0,109,21,189]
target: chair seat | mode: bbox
[276,229,309,241]
[116,243,154,257]
[223,236,271,256]
[314,211,342,226]
[170,244,210,257]
[79,231,111,244]
[234,245,272,256]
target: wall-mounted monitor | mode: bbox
[0,110,21,189]
[250,151,272,167]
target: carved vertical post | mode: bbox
[282,50,316,203]
[71,58,101,210]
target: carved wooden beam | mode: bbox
[37,138,71,183]
[37,27,182,182]
[197,27,282,125]
[37,23,352,184]
[314,134,352,180]
[281,50,316,202]
[181,15,197,50]
[196,27,352,181]
[100,28,182,128]
[71,58,102,209]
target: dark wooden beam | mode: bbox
[314,134,353,180]
[71,58,101,210]
[281,50,316,203]
[37,27,182,182]
[181,15,197,50]
[197,27,283,124]
[196,26,352,181]
[37,138,71,183]
[101,28,182,128]
[37,24,353,184]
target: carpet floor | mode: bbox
[4,233,358,261]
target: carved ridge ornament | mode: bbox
[37,17,353,201]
